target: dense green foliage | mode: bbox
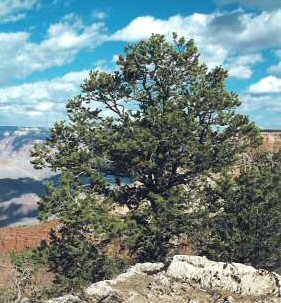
[193,152,281,272]
[31,33,260,289]
[46,189,127,290]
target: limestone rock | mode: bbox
[45,255,281,303]
[84,280,121,301]
[109,262,164,285]
[133,262,165,275]
[166,255,281,297]
[84,262,164,301]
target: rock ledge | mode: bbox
[47,255,281,303]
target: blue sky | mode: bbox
[0,0,281,128]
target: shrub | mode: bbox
[193,152,281,271]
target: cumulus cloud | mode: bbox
[110,14,228,67]
[0,70,89,125]
[227,53,263,79]
[110,10,281,69]
[0,0,38,23]
[1,8,281,126]
[0,16,106,83]
[249,76,281,94]
[0,69,89,105]
[216,0,281,11]
[1,9,281,83]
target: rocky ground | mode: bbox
[46,255,281,303]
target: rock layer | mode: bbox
[0,220,58,288]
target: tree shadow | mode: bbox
[0,178,46,202]
[0,176,58,227]
[0,202,38,227]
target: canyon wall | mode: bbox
[0,220,57,288]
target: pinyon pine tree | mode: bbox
[31,34,260,288]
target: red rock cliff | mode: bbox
[0,220,58,288]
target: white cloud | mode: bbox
[1,9,281,84]
[240,93,281,129]
[216,0,281,11]
[110,10,281,69]
[227,53,263,79]
[242,94,281,112]
[0,61,117,126]
[0,70,89,105]
[269,63,281,75]
[110,14,228,68]
[234,11,281,50]
[0,70,89,124]
[228,66,252,79]
[112,15,180,41]
[35,102,55,112]
[0,16,106,83]
[0,0,38,23]
[249,76,281,94]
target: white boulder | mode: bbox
[84,280,117,300]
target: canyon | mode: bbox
[0,128,281,293]
[1,129,281,252]
[0,220,57,288]
[0,127,51,228]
